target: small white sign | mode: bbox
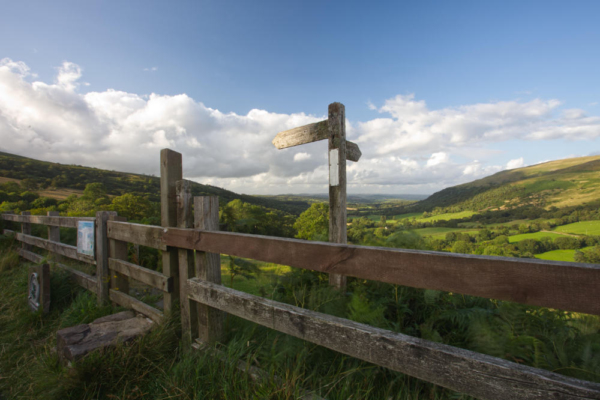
[77,221,95,256]
[329,149,339,186]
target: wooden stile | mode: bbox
[109,215,129,297]
[109,289,164,324]
[160,148,182,313]
[177,180,197,346]
[186,279,600,400]
[194,196,223,343]
[327,102,347,290]
[96,211,117,304]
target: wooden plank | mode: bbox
[47,211,61,263]
[160,148,182,314]
[162,228,600,316]
[96,211,116,304]
[345,141,361,162]
[272,120,328,149]
[177,180,197,346]
[18,248,97,292]
[1,213,94,228]
[194,196,223,343]
[187,279,600,400]
[21,211,31,252]
[328,102,347,290]
[106,220,167,250]
[14,232,96,265]
[109,215,129,296]
[109,258,173,293]
[109,289,164,324]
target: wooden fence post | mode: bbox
[160,148,182,314]
[96,211,117,304]
[21,211,31,252]
[328,102,347,290]
[177,180,197,346]
[47,211,60,262]
[109,215,129,297]
[194,196,223,343]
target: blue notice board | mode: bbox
[77,221,95,256]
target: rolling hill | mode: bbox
[0,151,310,215]
[411,155,600,213]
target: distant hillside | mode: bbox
[260,193,428,204]
[412,155,600,213]
[0,151,310,215]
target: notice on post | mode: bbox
[77,221,95,256]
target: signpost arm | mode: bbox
[328,102,348,290]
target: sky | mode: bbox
[1,0,600,195]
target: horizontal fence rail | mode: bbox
[109,289,164,323]
[186,278,600,400]
[5,230,96,265]
[18,248,97,292]
[108,258,173,293]
[107,221,600,316]
[2,213,95,228]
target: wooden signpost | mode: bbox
[272,102,361,290]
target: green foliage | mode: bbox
[293,202,329,241]
[227,256,261,288]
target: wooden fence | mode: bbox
[2,148,600,399]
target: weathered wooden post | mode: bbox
[96,211,117,304]
[160,149,182,314]
[176,180,197,346]
[327,102,348,289]
[47,211,60,262]
[21,211,31,252]
[194,196,223,343]
[272,102,360,290]
[108,215,129,297]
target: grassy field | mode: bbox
[220,259,291,295]
[555,221,600,235]
[535,246,593,262]
[508,231,565,243]
[412,227,478,238]
[417,211,477,223]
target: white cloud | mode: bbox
[2,59,600,195]
[506,157,524,170]
[144,67,158,72]
[293,152,311,162]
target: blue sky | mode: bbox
[1,1,600,194]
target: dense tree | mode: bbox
[293,203,329,241]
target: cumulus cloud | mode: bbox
[1,58,600,194]
[506,157,525,170]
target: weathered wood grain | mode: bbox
[13,232,96,265]
[21,211,31,252]
[328,102,347,290]
[161,228,600,316]
[177,180,197,346]
[106,220,167,250]
[272,120,329,149]
[345,141,361,162]
[109,258,172,293]
[109,289,164,323]
[187,279,600,400]
[18,248,97,293]
[1,213,95,228]
[47,211,61,262]
[160,148,182,313]
[194,196,223,343]
[109,215,129,296]
[96,211,117,304]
